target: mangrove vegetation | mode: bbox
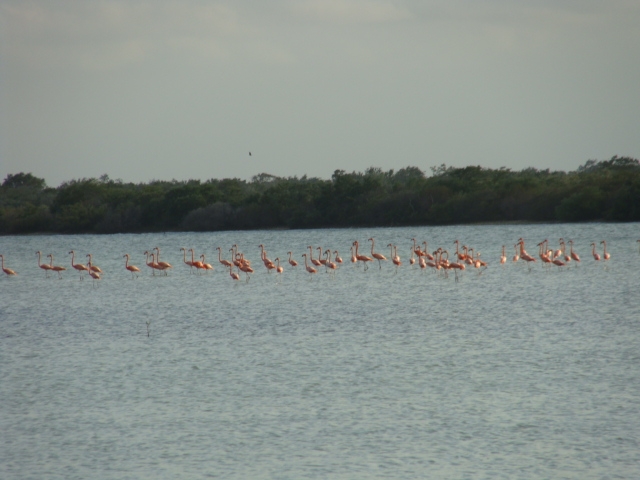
[1,156,639,234]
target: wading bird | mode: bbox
[368,238,387,269]
[69,250,89,279]
[48,254,66,279]
[123,254,141,279]
[36,251,52,277]
[301,253,317,276]
[86,254,103,274]
[0,254,17,276]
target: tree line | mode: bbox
[1,156,639,235]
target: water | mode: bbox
[1,223,639,479]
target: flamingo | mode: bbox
[350,245,358,264]
[237,254,254,282]
[151,252,171,275]
[86,254,103,274]
[259,244,273,267]
[153,247,172,272]
[418,254,427,271]
[69,250,89,279]
[200,254,214,272]
[188,248,205,274]
[409,246,416,266]
[228,263,240,281]
[448,252,466,282]
[307,246,322,267]
[426,250,439,270]
[559,239,571,263]
[464,247,475,266]
[47,254,66,279]
[0,254,17,276]
[368,238,387,269]
[123,254,140,278]
[517,240,537,270]
[36,251,52,277]
[454,240,467,261]
[287,251,299,267]
[333,250,343,264]
[512,244,520,263]
[317,247,328,266]
[231,245,243,267]
[302,253,317,275]
[259,245,276,272]
[537,240,552,267]
[386,244,401,272]
[600,240,611,260]
[353,241,372,270]
[301,253,317,276]
[590,243,601,261]
[143,250,160,275]
[500,246,507,264]
[553,239,563,260]
[274,257,284,274]
[87,259,101,286]
[411,238,424,258]
[568,240,581,263]
[216,247,233,268]
[422,241,434,261]
[180,247,196,273]
[324,250,338,273]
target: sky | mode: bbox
[1,0,639,187]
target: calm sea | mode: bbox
[1,223,639,479]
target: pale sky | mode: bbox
[1,0,639,187]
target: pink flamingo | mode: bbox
[324,250,338,273]
[301,253,317,276]
[200,254,214,272]
[86,259,101,286]
[353,241,372,270]
[0,254,17,276]
[85,254,103,274]
[180,247,196,273]
[47,254,66,279]
[69,250,89,279]
[36,251,52,277]
[368,238,387,269]
[590,243,601,261]
[287,251,299,267]
[228,264,240,281]
[600,240,611,260]
[274,257,284,274]
[188,248,205,274]
[153,247,172,272]
[307,246,322,267]
[143,250,160,275]
[216,247,233,268]
[123,254,141,279]
[568,240,581,263]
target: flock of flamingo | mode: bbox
[0,237,633,283]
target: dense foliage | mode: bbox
[2,157,639,234]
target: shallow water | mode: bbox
[1,223,639,479]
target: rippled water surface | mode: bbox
[1,223,639,479]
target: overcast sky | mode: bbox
[1,0,639,187]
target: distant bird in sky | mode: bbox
[249,152,252,156]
